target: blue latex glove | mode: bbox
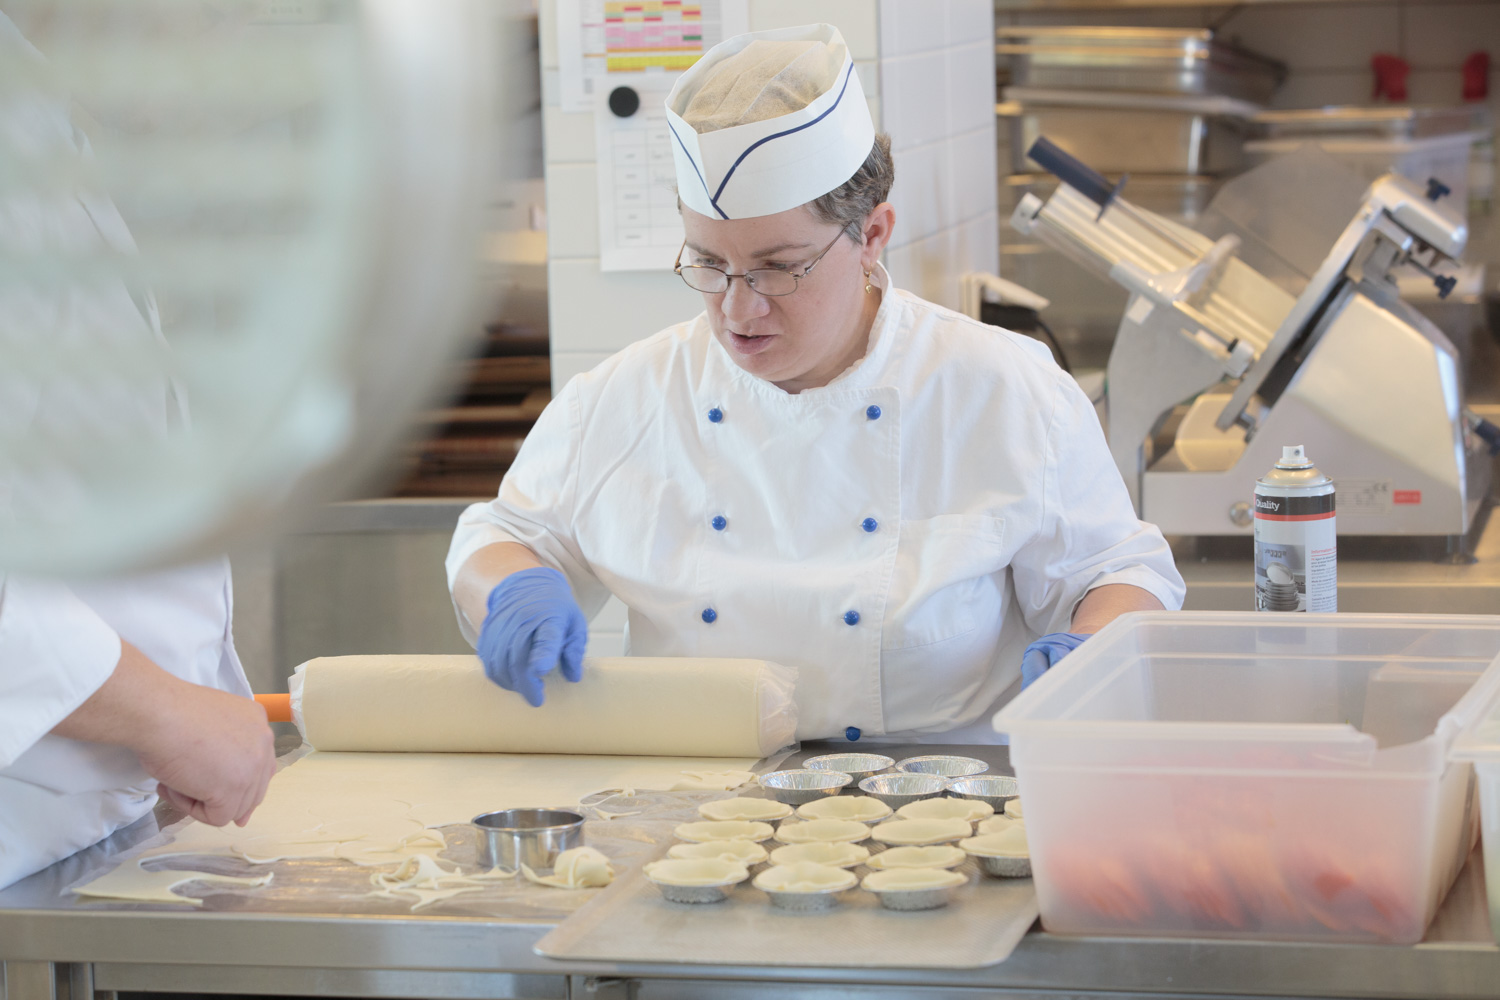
[1021,632,1087,689]
[477,567,588,707]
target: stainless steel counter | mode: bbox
[1173,504,1500,615]
[4,743,1499,1000]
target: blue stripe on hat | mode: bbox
[666,117,727,220]
[708,61,858,219]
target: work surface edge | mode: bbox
[5,744,1500,998]
[5,908,1500,999]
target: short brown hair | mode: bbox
[808,134,894,243]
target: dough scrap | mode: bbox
[773,819,872,845]
[698,797,793,822]
[672,770,756,791]
[643,857,749,886]
[768,841,869,868]
[368,885,485,911]
[370,853,469,890]
[870,818,972,846]
[668,840,769,865]
[960,827,1029,858]
[754,861,857,893]
[520,847,615,889]
[72,863,273,905]
[674,820,774,843]
[230,836,343,864]
[1004,797,1024,819]
[364,854,499,911]
[864,845,966,870]
[862,867,966,892]
[795,795,891,823]
[896,797,994,823]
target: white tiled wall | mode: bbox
[879,0,1000,308]
[538,0,999,648]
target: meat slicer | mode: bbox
[1010,138,1491,536]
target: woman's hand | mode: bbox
[476,567,589,707]
[52,641,276,826]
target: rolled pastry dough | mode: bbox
[864,845,966,870]
[753,862,858,893]
[795,796,891,823]
[667,840,769,865]
[772,819,871,845]
[896,798,994,823]
[768,841,869,868]
[698,797,793,822]
[674,820,774,843]
[643,857,749,886]
[1004,798,1024,819]
[870,818,972,846]
[295,656,796,757]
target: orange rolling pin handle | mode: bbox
[255,693,293,724]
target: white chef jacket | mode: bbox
[0,564,250,890]
[448,266,1184,742]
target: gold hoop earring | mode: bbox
[864,269,873,294]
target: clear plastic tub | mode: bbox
[1449,668,1500,943]
[994,612,1500,944]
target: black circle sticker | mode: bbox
[608,86,640,118]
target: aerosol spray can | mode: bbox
[1254,445,1336,613]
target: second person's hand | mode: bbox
[477,567,588,706]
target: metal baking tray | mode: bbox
[997,26,1285,104]
[535,853,1038,970]
[1250,105,1490,141]
[998,88,1256,176]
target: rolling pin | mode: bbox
[254,693,293,723]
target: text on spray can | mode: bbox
[1254,445,1336,613]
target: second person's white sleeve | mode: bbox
[445,377,611,645]
[0,576,122,768]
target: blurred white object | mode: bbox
[1012,143,1484,535]
[0,1,502,575]
[958,273,1049,322]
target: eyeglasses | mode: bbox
[673,230,846,297]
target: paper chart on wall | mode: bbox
[557,0,749,114]
[594,81,686,272]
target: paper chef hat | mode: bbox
[665,23,875,221]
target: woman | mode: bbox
[447,24,1184,743]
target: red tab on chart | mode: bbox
[1394,490,1422,505]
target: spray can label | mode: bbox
[1254,460,1337,613]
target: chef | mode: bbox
[448,23,1184,742]
[0,11,275,890]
